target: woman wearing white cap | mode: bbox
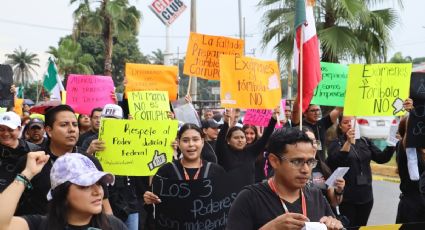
[0,151,127,230]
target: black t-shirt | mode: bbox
[22,214,128,230]
[226,181,334,230]
[200,140,218,163]
[298,115,333,160]
[0,140,41,192]
[156,160,225,180]
[15,145,108,215]
[76,129,97,148]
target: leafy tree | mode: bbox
[259,0,401,64]
[148,49,165,64]
[388,52,412,63]
[71,0,142,76]
[47,37,95,87]
[413,57,425,64]
[5,47,39,87]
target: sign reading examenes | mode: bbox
[149,0,187,26]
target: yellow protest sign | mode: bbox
[127,91,170,120]
[14,98,23,116]
[219,55,282,109]
[359,224,401,230]
[125,63,178,101]
[97,119,178,176]
[184,32,244,80]
[0,107,6,113]
[61,91,66,104]
[344,63,412,116]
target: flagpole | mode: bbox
[299,24,304,131]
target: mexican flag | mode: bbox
[293,0,322,112]
[43,58,64,101]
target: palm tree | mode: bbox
[259,0,401,65]
[70,0,142,76]
[5,47,40,87]
[47,37,95,86]
[148,49,165,64]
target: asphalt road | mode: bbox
[367,179,400,226]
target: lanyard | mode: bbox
[181,159,202,180]
[268,178,307,216]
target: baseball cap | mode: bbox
[101,104,123,119]
[201,119,220,129]
[28,118,44,129]
[0,111,21,129]
[47,153,115,200]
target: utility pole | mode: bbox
[189,0,197,101]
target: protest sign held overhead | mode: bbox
[97,119,178,176]
[184,32,244,80]
[311,62,348,106]
[243,109,273,127]
[220,55,281,109]
[149,0,187,26]
[127,91,170,120]
[66,74,115,115]
[406,72,425,148]
[343,63,412,116]
[0,64,14,109]
[125,63,178,101]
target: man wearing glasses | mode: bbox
[227,128,343,230]
[292,102,342,161]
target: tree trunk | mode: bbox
[102,0,113,76]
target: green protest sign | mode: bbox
[311,62,348,106]
[97,119,178,176]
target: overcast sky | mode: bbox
[1,0,424,80]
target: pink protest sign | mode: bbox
[243,109,273,127]
[66,74,115,115]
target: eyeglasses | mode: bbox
[280,156,318,169]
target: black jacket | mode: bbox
[327,136,395,204]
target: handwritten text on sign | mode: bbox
[127,91,170,120]
[406,72,425,148]
[66,75,115,115]
[184,32,244,80]
[125,63,178,101]
[220,55,281,109]
[311,62,348,106]
[343,63,412,116]
[97,119,178,176]
[243,109,273,127]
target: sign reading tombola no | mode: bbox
[311,62,348,106]
[127,91,170,120]
[66,74,115,115]
[149,0,187,26]
[343,63,412,116]
[220,55,281,109]
[184,32,244,80]
[98,119,178,176]
[125,63,178,101]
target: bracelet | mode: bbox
[15,174,33,190]
[334,188,344,196]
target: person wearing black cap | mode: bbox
[200,119,220,163]
[25,118,48,148]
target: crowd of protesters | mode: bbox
[0,88,424,230]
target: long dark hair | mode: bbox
[302,127,332,179]
[47,182,111,230]
[242,124,259,144]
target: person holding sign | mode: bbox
[326,115,396,227]
[215,107,279,183]
[227,128,342,230]
[0,151,127,230]
[292,97,343,161]
[143,123,225,203]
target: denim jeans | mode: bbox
[125,212,139,230]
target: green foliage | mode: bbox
[413,57,425,64]
[259,0,401,64]
[388,52,412,63]
[5,47,40,87]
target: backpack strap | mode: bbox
[203,162,212,179]
[171,162,183,180]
